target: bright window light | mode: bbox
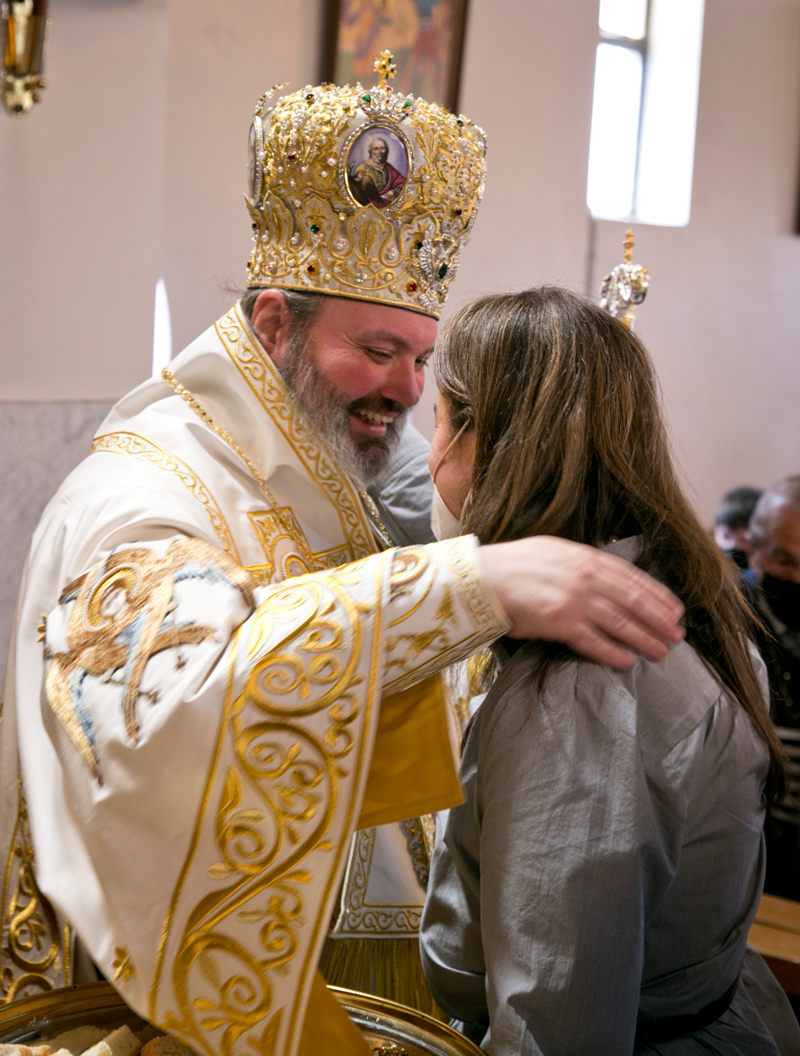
[586,43,643,221]
[587,0,705,227]
[636,0,705,226]
[152,277,172,377]
[599,0,648,40]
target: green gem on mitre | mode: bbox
[438,263,448,279]
[362,93,371,103]
[310,224,320,233]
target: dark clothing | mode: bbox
[742,573,800,899]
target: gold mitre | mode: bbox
[245,52,487,319]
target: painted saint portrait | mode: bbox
[345,126,409,209]
[325,0,469,112]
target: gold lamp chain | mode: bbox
[161,368,322,574]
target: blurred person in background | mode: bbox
[747,478,800,900]
[714,485,763,570]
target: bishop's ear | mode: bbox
[249,289,294,364]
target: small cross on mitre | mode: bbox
[374,50,397,88]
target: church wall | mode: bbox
[0,0,170,401]
[415,0,800,524]
[591,0,800,519]
[412,0,599,438]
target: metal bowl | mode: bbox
[0,981,481,1056]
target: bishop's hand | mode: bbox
[479,536,685,670]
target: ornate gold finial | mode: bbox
[2,0,50,116]
[599,228,649,331]
[374,50,397,88]
[623,228,635,264]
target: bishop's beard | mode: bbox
[278,332,407,492]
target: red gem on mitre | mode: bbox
[307,264,316,274]
[406,281,418,292]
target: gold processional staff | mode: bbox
[1,0,49,116]
[600,228,650,330]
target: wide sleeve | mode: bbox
[422,660,681,1056]
[28,534,507,1056]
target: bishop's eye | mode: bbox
[365,348,392,363]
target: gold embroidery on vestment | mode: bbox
[1,774,68,1003]
[113,946,135,982]
[335,827,422,935]
[246,509,352,587]
[216,306,374,563]
[92,432,241,561]
[45,539,254,778]
[150,556,386,1056]
[383,539,509,694]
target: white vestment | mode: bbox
[0,304,508,1056]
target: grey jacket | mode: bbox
[420,634,800,1055]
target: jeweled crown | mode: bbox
[245,53,487,319]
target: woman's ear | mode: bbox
[250,290,294,363]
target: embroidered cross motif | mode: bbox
[45,539,254,780]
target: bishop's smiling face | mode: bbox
[252,292,436,489]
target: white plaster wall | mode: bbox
[413,0,599,441]
[0,0,170,400]
[0,0,324,401]
[158,0,324,353]
[415,0,800,524]
[592,0,800,518]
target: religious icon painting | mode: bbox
[323,0,470,113]
[344,125,410,210]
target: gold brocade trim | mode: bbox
[384,539,509,694]
[161,369,322,578]
[1,773,69,1003]
[44,540,255,779]
[113,946,135,982]
[215,306,375,563]
[151,555,387,1056]
[149,627,245,1023]
[91,432,242,562]
[398,818,431,890]
[247,509,352,585]
[335,828,421,936]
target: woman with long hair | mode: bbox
[419,288,799,1054]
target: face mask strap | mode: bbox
[432,419,470,484]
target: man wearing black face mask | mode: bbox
[747,476,800,898]
[714,485,762,570]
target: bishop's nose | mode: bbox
[379,354,424,409]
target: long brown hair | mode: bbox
[435,287,784,802]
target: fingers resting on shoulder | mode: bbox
[478,536,685,671]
